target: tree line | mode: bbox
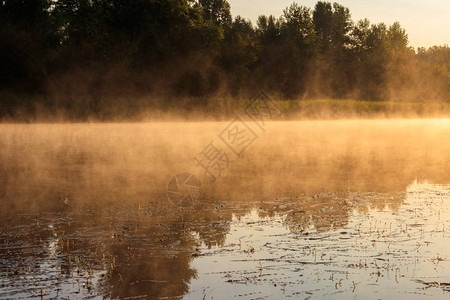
[0,0,449,111]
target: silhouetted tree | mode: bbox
[313,1,353,97]
[0,0,58,91]
[0,0,449,119]
[198,0,232,27]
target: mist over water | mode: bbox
[0,119,450,298]
[0,119,449,213]
[1,0,450,298]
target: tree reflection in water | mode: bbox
[0,120,449,298]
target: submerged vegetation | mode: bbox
[1,164,450,298]
[1,2,450,298]
[0,0,449,120]
[0,120,450,298]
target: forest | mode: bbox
[0,0,449,120]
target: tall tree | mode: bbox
[313,1,352,54]
[282,3,316,49]
[198,0,232,27]
[0,0,58,91]
[219,16,257,95]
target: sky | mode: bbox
[227,0,450,49]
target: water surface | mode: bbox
[0,119,449,299]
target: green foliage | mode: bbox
[198,0,232,26]
[282,3,316,48]
[0,0,449,119]
[417,46,450,100]
[313,1,352,53]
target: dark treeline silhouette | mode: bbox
[0,0,449,119]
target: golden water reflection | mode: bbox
[0,120,449,298]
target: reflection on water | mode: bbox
[0,120,449,298]
[188,181,450,299]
